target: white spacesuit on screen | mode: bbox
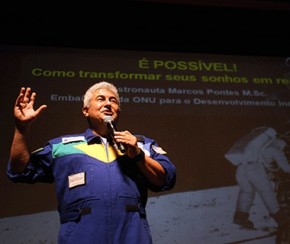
[225,127,290,229]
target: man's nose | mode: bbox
[104,99,112,105]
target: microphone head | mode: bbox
[104,116,114,124]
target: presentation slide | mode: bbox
[1,45,290,243]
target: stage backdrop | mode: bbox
[1,45,290,243]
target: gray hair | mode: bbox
[83,81,120,108]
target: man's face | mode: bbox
[82,88,120,124]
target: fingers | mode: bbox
[16,87,31,106]
[31,91,48,113]
[24,87,32,102]
[114,131,137,146]
[15,87,47,112]
[23,87,34,105]
[15,87,25,105]
[29,91,36,105]
[35,104,48,114]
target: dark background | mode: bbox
[1,0,290,56]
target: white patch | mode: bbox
[137,142,150,156]
[68,172,85,188]
[62,136,85,144]
[152,145,167,154]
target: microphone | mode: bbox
[104,116,126,153]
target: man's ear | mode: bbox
[82,106,89,117]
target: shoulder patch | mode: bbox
[152,145,167,154]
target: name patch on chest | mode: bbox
[62,136,85,144]
[68,172,86,188]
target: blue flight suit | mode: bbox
[7,129,176,244]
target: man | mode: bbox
[7,81,176,244]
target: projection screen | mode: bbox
[1,45,290,243]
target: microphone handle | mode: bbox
[107,122,126,153]
[117,141,126,153]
